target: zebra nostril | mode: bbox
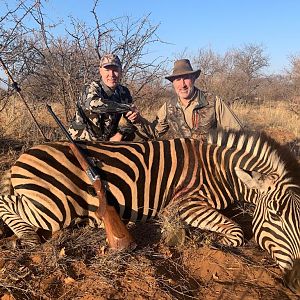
[284,260,300,294]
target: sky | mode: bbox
[35,0,300,74]
[1,0,300,75]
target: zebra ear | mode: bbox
[235,168,272,190]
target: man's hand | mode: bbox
[109,132,123,141]
[125,105,140,123]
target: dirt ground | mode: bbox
[0,220,298,300]
[0,129,299,300]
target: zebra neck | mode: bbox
[199,142,262,208]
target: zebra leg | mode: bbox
[0,169,14,238]
[0,195,41,247]
[178,200,244,247]
[0,169,13,195]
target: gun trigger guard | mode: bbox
[86,169,100,183]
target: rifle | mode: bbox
[47,104,136,251]
[89,100,134,114]
[89,101,154,140]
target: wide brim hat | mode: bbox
[165,59,201,82]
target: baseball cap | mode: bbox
[99,54,122,68]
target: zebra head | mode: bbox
[235,144,300,293]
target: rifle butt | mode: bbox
[98,205,136,251]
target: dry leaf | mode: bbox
[1,294,16,300]
[59,247,66,257]
[64,276,76,284]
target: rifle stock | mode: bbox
[47,105,136,251]
[92,178,135,249]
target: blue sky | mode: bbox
[1,0,300,74]
[37,0,300,74]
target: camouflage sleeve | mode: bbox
[134,103,169,140]
[82,81,106,111]
[215,96,243,130]
[85,82,132,114]
[117,115,136,139]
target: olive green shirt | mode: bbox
[136,87,242,140]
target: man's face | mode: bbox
[99,65,122,89]
[172,74,195,100]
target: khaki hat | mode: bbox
[99,54,122,68]
[165,59,201,82]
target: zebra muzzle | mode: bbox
[284,259,300,294]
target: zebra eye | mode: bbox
[269,211,281,222]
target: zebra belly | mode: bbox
[8,140,188,230]
[9,164,169,231]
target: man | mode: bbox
[144,59,242,140]
[68,53,140,142]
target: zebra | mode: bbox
[0,129,299,293]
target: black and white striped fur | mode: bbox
[0,130,299,292]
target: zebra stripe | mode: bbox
[0,130,300,292]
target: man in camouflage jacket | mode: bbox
[68,54,140,141]
[139,59,242,140]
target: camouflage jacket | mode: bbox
[139,88,242,140]
[68,80,135,141]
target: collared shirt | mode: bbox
[137,87,242,140]
[176,88,200,129]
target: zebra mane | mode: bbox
[207,129,300,181]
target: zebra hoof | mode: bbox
[163,227,186,247]
[0,235,19,249]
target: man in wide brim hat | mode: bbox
[135,58,243,140]
[165,59,201,82]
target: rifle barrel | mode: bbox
[47,104,73,143]
[47,105,101,183]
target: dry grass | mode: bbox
[232,100,300,139]
[0,98,299,143]
[0,99,67,143]
[1,221,297,300]
[232,100,300,159]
